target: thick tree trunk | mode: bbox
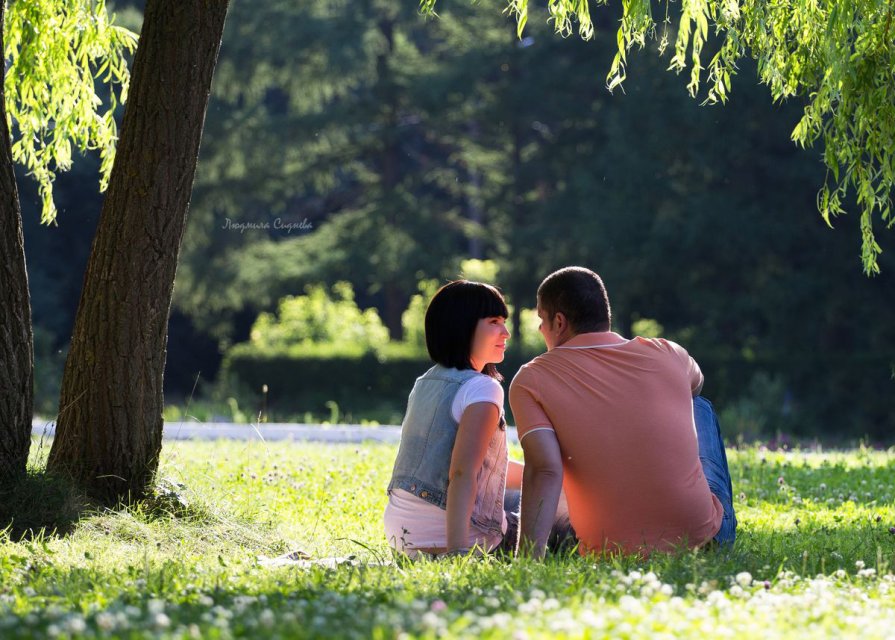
[0,1,34,485]
[47,0,230,503]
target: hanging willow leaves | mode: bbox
[3,0,137,223]
[421,0,895,274]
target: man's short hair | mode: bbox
[537,267,611,333]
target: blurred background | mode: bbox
[20,0,894,441]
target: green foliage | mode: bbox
[426,0,895,272]
[31,327,64,417]
[458,258,500,284]
[517,307,544,354]
[631,316,665,339]
[248,282,390,354]
[400,278,440,350]
[219,346,535,423]
[3,442,895,636]
[3,0,137,223]
[220,349,428,420]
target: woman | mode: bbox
[383,280,523,557]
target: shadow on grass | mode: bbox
[0,471,90,540]
[0,472,227,542]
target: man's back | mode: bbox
[510,331,723,555]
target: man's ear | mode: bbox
[553,312,569,334]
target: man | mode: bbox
[509,266,736,558]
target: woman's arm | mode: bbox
[445,402,501,552]
[506,459,524,491]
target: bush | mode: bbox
[249,282,389,354]
[219,348,537,424]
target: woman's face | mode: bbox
[469,316,510,372]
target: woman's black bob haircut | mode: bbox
[425,280,508,380]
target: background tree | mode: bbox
[14,0,894,442]
[1,0,135,485]
[426,0,895,274]
[46,0,230,503]
[174,0,513,346]
[0,0,31,484]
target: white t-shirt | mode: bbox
[384,373,506,555]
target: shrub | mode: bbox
[249,282,389,354]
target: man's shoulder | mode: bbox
[631,336,690,355]
[510,352,553,382]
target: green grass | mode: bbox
[2,439,895,638]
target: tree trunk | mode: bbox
[47,0,230,503]
[0,0,35,485]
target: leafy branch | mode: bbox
[3,0,137,224]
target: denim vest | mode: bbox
[387,365,508,536]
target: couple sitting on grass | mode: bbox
[384,266,737,559]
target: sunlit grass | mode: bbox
[1,440,895,638]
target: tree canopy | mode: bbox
[422,0,895,274]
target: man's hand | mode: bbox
[518,429,564,559]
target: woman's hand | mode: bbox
[445,401,501,552]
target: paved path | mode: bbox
[32,419,520,444]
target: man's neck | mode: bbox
[553,328,614,348]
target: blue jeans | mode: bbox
[694,396,737,546]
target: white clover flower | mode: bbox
[46,624,60,638]
[661,584,674,597]
[65,616,87,634]
[491,613,512,627]
[855,560,866,569]
[211,605,233,619]
[421,612,442,629]
[259,609,275,629]
[619,595,643,614]
[147,599,166,615]
[96,612,116,631]
[281,611,297,624]
[858,568,877,579]
[543,598,560,610]
[198,595,214,607]
[153,613,171,630]
[735,572,753,587]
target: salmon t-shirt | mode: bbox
[509,332,723,556]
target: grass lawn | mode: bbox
[2,438,895,638]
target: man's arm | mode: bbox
[517,430,564,559]
[693,376,704,397]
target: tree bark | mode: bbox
[47,0,230,503]
[0,0,35,485]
